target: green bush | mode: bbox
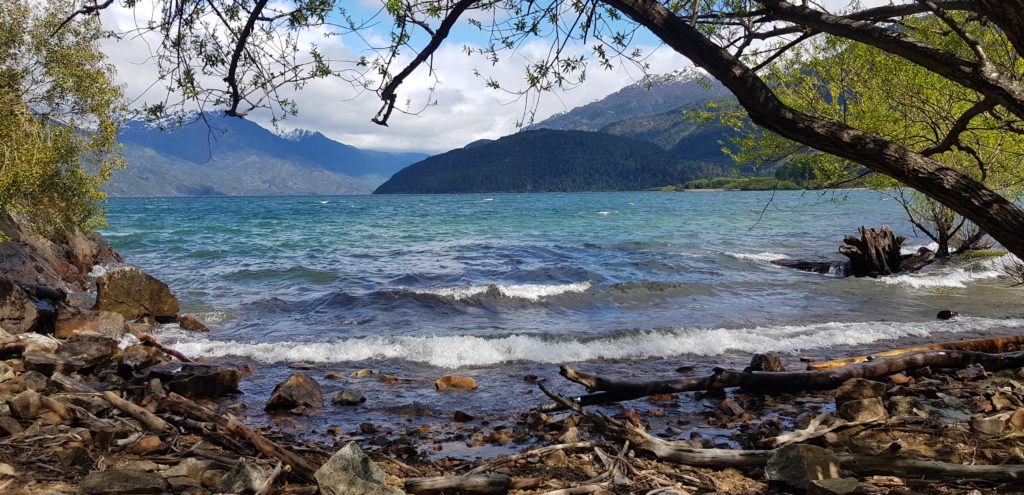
[0,0,124,239]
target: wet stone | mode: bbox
[331,389,366,406]
[265,372,323,413]
[78,469,169,495]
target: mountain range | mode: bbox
[106,114,427,197]
[375,72,746,194]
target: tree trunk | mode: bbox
[806,334,1024,370]
[405,474,511,495]
[598,0,1024,260]
[839,226,905,277]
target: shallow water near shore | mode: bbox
[100,191,1024,445]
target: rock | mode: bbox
[350,369,375,378]
[991,392,1015,411]
[937,310,959,320]
[1011,408,1024,430]
[200,469,225,489]
[117,345,171,376]
[837,398,887,422]
[0,462,16,477]
[746,353,786,372]
[22,350,87,376]
[888,396,928,418]
[144,363,241,399]
[0,277,40,334]
[835,378,886,403]
[218,460,268,494]
[956,364,987,381]
[161,458,212,482]
[888,373,912,385]
[544,449,569,467]
[61,336,119,368]
[324,371,344,380]
[314,441,405,495]
[0,416,23,436]
[453,410,474,422]
[177,315,210,332]
[377,373,400,383]
[720,398,746,416]
[808,478,860,495]
[55,310,126,340]
[57,445,92,467]
[435,375,477,391]
[10,390,47,419]
[78,469,169,494]
[94,267,180,320]
[765,444,840,489]
[972,413,1010,435]
[265,372,323,412]
[331,389,366,406]
[125,435,163,455]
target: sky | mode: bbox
[97,1,691,154]
[96,0,882,155]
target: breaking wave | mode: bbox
[155,316,1024,369]
[879,256,1011,289]
[406,282,592,302]
[727,252,789,262]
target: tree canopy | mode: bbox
[0,0,124,238]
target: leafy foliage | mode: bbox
[0,0,124,238]
[720,13,1024,254]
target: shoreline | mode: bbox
[2,212,1024,493]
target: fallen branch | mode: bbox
[256,461,283,495]
[160,393,318,481]
[405,474,511,495]
[547,350,1024,409]
[102,391,169,434]
[465,442,595,475]
[129,329,193,363]
[808,334,1024,370]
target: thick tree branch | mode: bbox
[225,0,271,117]
[373,0,479,126]
[53,0,115,35]
[920,97,996,156]
[756,0,1024,122]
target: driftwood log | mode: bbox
[541,385,1024,480]
[159,393,319,481]
[808,334,1024,370]
[770,259,846,276]
[405,474,512,495]
[840,225,935,277]
[543,349,1024,410]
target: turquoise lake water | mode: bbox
[99,191,1024,427]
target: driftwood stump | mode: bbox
[839,225,935,277]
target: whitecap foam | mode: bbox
[879,256,1011,289]
[900,242,939,255]
[597,211,612,216]
[728,252,789,262]
[152,316,1024,368]
[411,282,591,301]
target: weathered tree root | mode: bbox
[542,350,1024,410]
[539,384,1024,481]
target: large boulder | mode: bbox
[94,267,179,320]
[315,442,405,495]
[0,277,40,334]
[218,460,268,494]
[835,378,886,403]
[265,372,323,413]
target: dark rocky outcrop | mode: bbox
[0,277,41,334]
[266,372,324,413]
[94,267,179,320]
[0,212,121,292]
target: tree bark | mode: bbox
[597,0,1024,260]
[546,350,1024,409]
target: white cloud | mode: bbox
[98,4,691,154]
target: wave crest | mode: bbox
[155,316,1024,368]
